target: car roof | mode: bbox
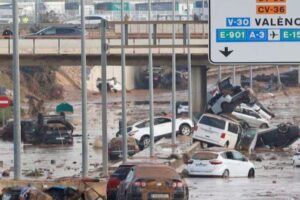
[202,113,240,124]
[133,165,180,179]
[194,147,237,154]
[133,116,171,125]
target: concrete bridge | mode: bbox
[0,38,209,66]
[0,20,211,113]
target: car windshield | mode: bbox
[199,115,226,129]
[192,152,218,160]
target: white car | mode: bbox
[192,113,242,149]
[64,15,109,25]
[293,152,300,167]
[242,103,274,121]
[118,116,194,149]
[233,105,270,128]
[96,77,122,92]
[186,148,255,178]
[177,102,188,114]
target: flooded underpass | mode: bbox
[1,82,300,199]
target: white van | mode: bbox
[193,114,242,149]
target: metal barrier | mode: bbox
[0,21,209,55]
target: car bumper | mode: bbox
[187,167,225,177]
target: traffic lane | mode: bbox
[186,161,300,200]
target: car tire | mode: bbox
[180,124,192,136]
[248,168,255,178]
[140,135,151,149]
[222,169,229,179]
[260,123,269,129]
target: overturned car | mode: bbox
[0,113,74,145]
[238,123,300,152]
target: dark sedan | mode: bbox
[23,26,82,38]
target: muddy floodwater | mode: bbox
[1,83,300,199]
[187,158,300,200]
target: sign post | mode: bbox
[0,96,11,128]
[209,0,300,64]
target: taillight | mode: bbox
[172,181,184,189]
[107,177,121,189]
[134,180,146,187]
[220,133,226,139]
[209,160,223,165]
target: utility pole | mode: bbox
[121,0,128,163]
[187,0,192,120]
[80,0,88,177]
[101,20,108,177]
[171,0,177,152]
[148,0,154,157]
[12,0,21,180]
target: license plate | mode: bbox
[151,194,169,199]
[56,137,65,140]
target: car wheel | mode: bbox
[180,124,192,136]
[222,169,229,179]
[260,123,268,129]
[248,168,255,178]
[140,135,150,149]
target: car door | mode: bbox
[223,151,240,177]
[243,108,261,127]
[40,27,56,36]
[232,151,249,176]
[154,117,172,138]
[227,123,240,148]
[119,169,135,199]
[135,120,150,138]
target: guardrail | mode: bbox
[0,21,209,55]
[0,38,209,55]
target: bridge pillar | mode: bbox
[192,65,208,116]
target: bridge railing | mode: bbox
[0,20,209,55]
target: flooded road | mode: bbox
[187,159,300,200]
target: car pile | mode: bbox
[192,77,300,151]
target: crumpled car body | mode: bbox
[0,114,74,145]
[238,123,300,152]
[1,187,52,200]
[108,137,140,160]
